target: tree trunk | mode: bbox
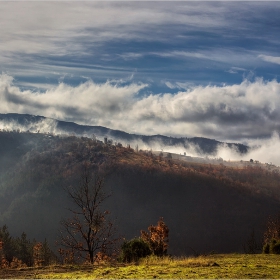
[89,250,94,264]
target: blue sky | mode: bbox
[1,1,280,142]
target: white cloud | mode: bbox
[118,53,143,61]
[150,49,258,66]
[226,67,247,74]
[0,74,147,124]
[0,2,271,64]
[165,81,176,89]
[1,74,280,142]
[164,81,195,90]
[152,51,207,59]
[0,1,278,85]
[259,54,280,65]
[0,2,226,59]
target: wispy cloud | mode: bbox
[117,53,144,61]
[164,81,195,90]
[149,49,259,66]
[259,54,280,65]
[152,51,207,59]
[0,2,227,60]
[1,2,279,83]
[226,67,247,74]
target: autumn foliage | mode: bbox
[141,217,169,256]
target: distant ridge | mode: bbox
[0,113,248,155]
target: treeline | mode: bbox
[0,225,56,268]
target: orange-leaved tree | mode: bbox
[141,217,169,256]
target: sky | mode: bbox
[1,1,280,143]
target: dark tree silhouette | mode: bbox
[264,213,280,244]
[60,164,118,263]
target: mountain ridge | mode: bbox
[0,113,248,155]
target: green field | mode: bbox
[1,254,280,279]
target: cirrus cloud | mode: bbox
[259,54,280,65]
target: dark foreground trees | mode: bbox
[263,213,280,254]
[0,225,56,268]
[59,164,118,264]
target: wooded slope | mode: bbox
[0,131,279,255]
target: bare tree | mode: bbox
[242,228,262,254]
[59,164,118,264]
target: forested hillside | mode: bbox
[0,131,279,255]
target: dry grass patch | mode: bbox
[139,255,215,267]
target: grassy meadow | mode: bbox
[1,254,280,279]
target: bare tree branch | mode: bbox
[59,162,118,263]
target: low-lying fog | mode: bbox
[1,118,280,167]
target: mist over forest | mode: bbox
[0,113,250,158]
[0,118,280,256]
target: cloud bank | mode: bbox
[1,74,280,143]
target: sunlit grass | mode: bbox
[1,254,280,279]
[139,254,214,267]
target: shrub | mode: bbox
[119,238,151,263]
[263,243,270,254]
[263,239,280,254]
[141,217,169,256]
[270,239,280,254]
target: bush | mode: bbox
[263,243,270,254]
[119,238,151,263]
[141,217,169,256]
[263,239,280,254]
[270,239,280,254]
